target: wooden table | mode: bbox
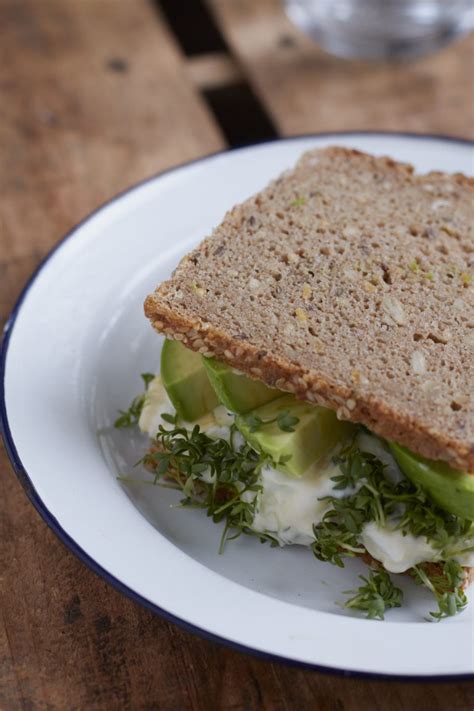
[1,2,473,708]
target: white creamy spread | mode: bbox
[360,523,474,573]
[250,461,345,546]
[139,377,234,440]
[139,378,473,571]
[361,522,437,573]
[138,376,175,436]
[201,406,234,442]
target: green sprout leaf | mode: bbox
[411,561,468,621]
[243,410,300,434]
[161,412,177,425]
[141,372,155,389]
[343,570,403,620]
[245,414,264,433]
[276,411,299,432]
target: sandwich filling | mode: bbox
[116,342,474,621]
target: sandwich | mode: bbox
[118,147,474,620]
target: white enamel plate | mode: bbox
[2,133,473,678]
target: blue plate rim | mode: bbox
[1,131,473,682]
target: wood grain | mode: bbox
[207,0,474,139]
[0,0,224,264]
[1,1,474,709]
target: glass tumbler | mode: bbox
[284,0,474,59]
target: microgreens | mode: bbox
[116,376,471,621]
[311,513,365,568]
[114,373,155,428]
[244,410,300,433]
[411,561,468,621]
[343,570,403,620]
[311,438,471,617]
[142,419,279,553]
[312,438,473,569]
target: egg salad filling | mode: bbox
[115,342,474,621]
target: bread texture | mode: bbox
[145,147,474,472]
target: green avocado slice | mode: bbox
[389,443,474,521]
[236,394,356,476]
[160,339,219,421]
[202,357,280,414]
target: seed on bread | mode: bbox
[411,350,426,375]
[295,307,307,322]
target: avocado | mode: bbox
[160,339,219,421]
[389,442,474,521]
[202,357,280,414]
[236,394,356,476]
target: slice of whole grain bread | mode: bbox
[145,147,474,472]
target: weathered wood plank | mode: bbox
[0,1,223,708]
[207,0,474,139]
[0,0,224,265]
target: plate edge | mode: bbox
[1,131,474,680]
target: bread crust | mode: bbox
[145,147,474,472]
[361,553,473,588]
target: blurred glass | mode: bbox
[284,0,474,59]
